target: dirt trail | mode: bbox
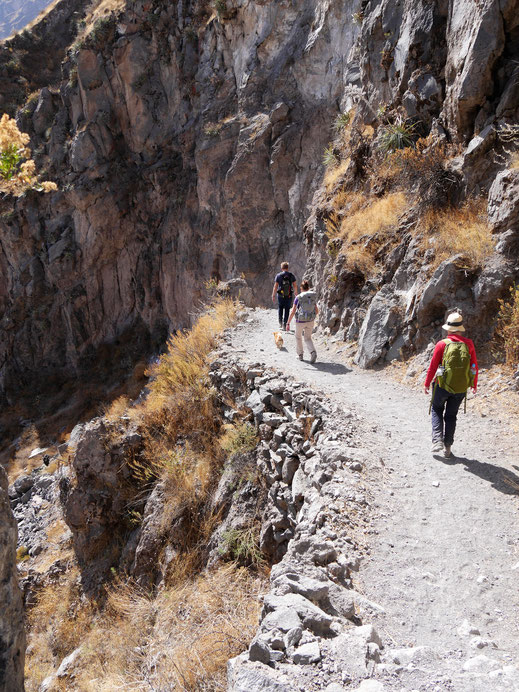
[236,308,519,690]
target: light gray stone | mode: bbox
[292,641,321,664]
[228,655,292,692]
[263,593,335,635]
[332,625,383,677]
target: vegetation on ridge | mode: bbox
[0,114,57,196]
[24,298,268,691]
[322,110,494,278]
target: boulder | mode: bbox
[331,625,382,678]
[355,287,403,368]
[292,641,321,664]
[227,655,292,692]
[487,169,519,234]
[217,278,255,307]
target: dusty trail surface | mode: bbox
[234,308,519,690]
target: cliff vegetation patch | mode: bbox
[0,114,57,195]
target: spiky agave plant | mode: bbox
[323,145,339,166]
[378,116,418,155]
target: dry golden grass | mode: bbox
[5,424,59,482]
[87,0,126,25]
[70,565,265,692]
[338,192,407,244]
[344,245,376,274]
[510,151,519,169]
[125,298,239,578]
[324,157,351,191]
[496,284,519,366]
[417,200,494,271]
[325,192,407,275]
[25,566,94,691]
[103,395,130,422]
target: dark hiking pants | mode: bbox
[278,296,292,327]
[431,385,466,446]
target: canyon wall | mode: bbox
[1,0,519,403]
[0,0,361,403]
[0,466,25,692]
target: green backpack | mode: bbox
[436,339,475,394]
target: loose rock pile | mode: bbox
[210,341,386,692]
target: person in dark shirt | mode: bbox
[272,262,297,331]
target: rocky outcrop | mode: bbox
[0,466,25,692]
[60,418,143,591]
[304,0,519,369]
[0,0,89,116]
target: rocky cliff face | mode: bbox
[1,0,519,404]
[304,0,519,366]
[0,0,361,404]
[0,466,25,692]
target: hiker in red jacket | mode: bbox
[424,310,478,458]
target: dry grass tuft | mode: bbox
[344,245,376,274]
[103,395,130,422]
[68,565,265,692]
[337,192,407,244]
[126,298,239,578]
[25,566,94,691]
[496,284,519,366]
[510,151,519,170]
[416,200,494,271]
[324,158,351,191]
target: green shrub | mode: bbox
[220,422,258,456]
[334,111,351,132]
[323,145,339,167]
[219,526,264,567]
[378,117,418,155]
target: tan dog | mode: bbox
[273,331,284,349]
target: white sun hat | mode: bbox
[442,311,465,332]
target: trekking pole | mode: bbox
[429,381,438,415]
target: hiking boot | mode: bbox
[443,444,452,458]
[310,351,317,364]
[298,353,304,361]
[431,440,443,454]
[279,321,283,329]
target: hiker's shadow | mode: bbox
[308,361,351,375]
[438,455,519,496]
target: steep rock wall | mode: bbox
[0,466,25,692]
[0,0,361,403]
[1,0,519,403]
[304,0,519,367]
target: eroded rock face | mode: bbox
[304,0,519,368]
[0,0,361,403]
[1,0,518,397]
[0,466,25,692]
[60,419,142,591]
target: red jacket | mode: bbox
[424,334,478,390]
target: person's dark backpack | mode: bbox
[279,273,293,298]
[436,339,475,394]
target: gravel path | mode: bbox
[235,308,519,690]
